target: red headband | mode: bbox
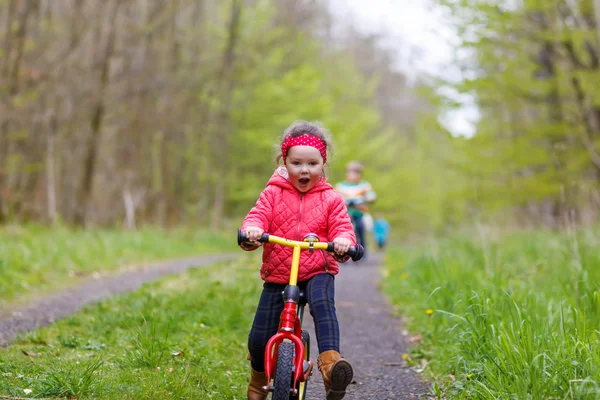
[281,134,327,164]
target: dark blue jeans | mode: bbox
[351,214,366,250]
[247,273,339,372]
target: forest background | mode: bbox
[2,0,600,237]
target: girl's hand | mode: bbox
[245,226,264,242]
[333,237,352,255]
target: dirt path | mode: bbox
[0,254,235,346]
[302,252,431,399]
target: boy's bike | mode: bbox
[238,230,364,400]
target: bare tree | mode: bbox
[209,0,242,230]
[76,0,124,225]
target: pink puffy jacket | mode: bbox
[241,168,356,284]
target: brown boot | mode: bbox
[317,350,353,400]
[247,368,268,400]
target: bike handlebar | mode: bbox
[237,229,364,262]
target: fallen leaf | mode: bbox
[408,334,422,344]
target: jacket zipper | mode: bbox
[296,192,328,273]
[296,193,304,240]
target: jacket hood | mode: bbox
[266,167,332,193]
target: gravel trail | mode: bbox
[302,252,432,399]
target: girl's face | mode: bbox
[285,145,324,193]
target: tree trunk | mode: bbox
[210,0,242,230]
[0,0,33,221]
[46,107,58,225]
[1,0,16,78]
[123,188,145,230]
[0,0,18,222]
[9,0,32,96]
[75,0,122,226]
[594,0,600,49]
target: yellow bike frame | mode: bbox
[266,235,331,286]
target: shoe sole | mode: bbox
[326,359,353,400]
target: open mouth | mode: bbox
[299,178,310,185]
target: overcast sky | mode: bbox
[329,0,458,79]
[328,0,479,137]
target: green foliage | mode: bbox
[383,226,600,398]
[37,358,105,398]
[123,317,174,369]
[429,0,600,227]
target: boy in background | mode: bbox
[335,161,376,252]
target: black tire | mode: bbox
[272,342,294,400]
[301,330,310,361]
[296,330,311,400]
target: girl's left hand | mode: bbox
[332,237,352,255]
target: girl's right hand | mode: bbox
[245,226,264,242]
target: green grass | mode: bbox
[0,224,234,307]
[383,227,600,399]
[0,256,260,399]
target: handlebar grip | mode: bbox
[326,243,365,262]
[350,244,365,261]
[238,229,269,246]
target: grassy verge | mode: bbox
[0,224,234,307]
[383,227,600,399]
[0,256,259,399]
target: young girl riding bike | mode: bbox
[240,121,356,400]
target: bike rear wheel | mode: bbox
[273,342,294,400]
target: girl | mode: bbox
[240,121,356,400]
